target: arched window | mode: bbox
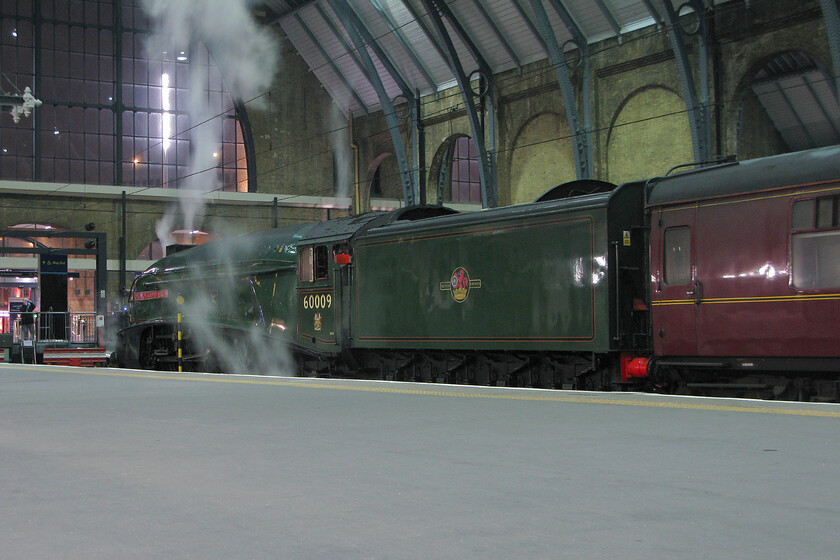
[370,163,383,198]
[449,136,481,204]
[0,0,250,191]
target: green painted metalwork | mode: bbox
[346,187,650,353]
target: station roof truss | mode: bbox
[750,51,840,152]
[255,0,840,160]
[257,0,690,116]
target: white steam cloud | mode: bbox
[141,0,290,376]
[327,103,352,200]
[141,0,278,234]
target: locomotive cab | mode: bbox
[296,243,341,352]
[293,213,385,369]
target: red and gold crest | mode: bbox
[439,267,482,303]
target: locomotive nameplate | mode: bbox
[133,289,168,301]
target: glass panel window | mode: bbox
[792,231,840,289]
[664,227,691,286]
[817,197,834,229]
[298,247,313,282]
[792,200,814,230]
[449,136,481,204]
[315,246,329,280]
[0,1,249,190]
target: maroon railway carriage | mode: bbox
[646,146,840,398]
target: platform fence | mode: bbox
[10,312,98,346]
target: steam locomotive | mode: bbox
[115,146,840,401]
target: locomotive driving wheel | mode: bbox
[139,329,158,370]
[229,334,254,374]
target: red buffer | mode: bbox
[621,353,650,382]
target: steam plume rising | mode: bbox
[141,0,278,231]
[328,103,352,200]
[140,1,290,376]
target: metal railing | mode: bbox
[11,312,98,345]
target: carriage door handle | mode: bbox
[686,281,702,305]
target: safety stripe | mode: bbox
[6,365,839,419]
[653,293,840,306]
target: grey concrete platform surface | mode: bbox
[1,364,839,559]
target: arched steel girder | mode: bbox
[819,0,840,106]
[399,0,449,67]
[640,0,664,28]
[468,0,522,73]
[418,0,497,208]
[295,13,370,115]
[328,0,417,206]
[313,4,379,114]
[653,0,713,163]
[368,0,437,94]
[528,0,592,180]
[594,0,622,38]
[332,0,415,102]
[510,0,549,53]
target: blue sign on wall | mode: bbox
[39,254,68,274]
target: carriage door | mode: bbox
[652,206,698,356]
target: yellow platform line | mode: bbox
[10,365,840,419]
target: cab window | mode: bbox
[299,247,313,282]
[315,246,329,280]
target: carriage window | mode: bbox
[664,228,691,285]
[299,247,314,282]
[817,197,835,228]
[315,246,329,280]
[792,200,814,230]
[792,230,840,289]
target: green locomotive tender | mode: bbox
[116,180,650,389]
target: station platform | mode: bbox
[1,364,838,559]
[1,345,108,367]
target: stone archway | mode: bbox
[508,112,576,205]
[606,86,693,183]
[727,50,836,160]
[428,134,484,205]
[359,153,393,213]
